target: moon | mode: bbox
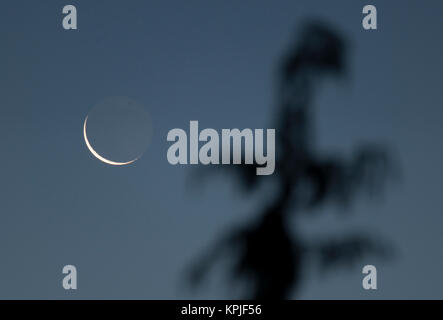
[83,116,138,166]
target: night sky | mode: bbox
[1,0,443,298]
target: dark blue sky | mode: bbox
[0,0,442,298]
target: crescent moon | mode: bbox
[83,116,138,166]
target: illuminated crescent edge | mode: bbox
[83,116,138,166]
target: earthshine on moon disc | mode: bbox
[83,97,152,166]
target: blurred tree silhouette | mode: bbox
[187,21,396,299]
